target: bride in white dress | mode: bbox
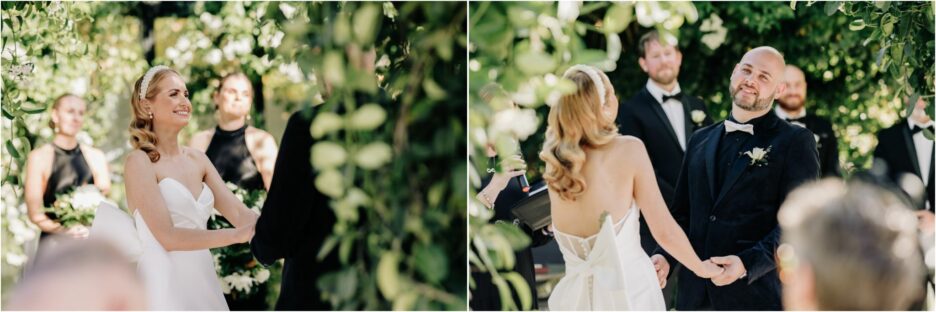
[119,66,258,310]
[539,65,723,310]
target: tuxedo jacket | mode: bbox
[616,86,713,253]
[784,114,840,177]
[659,111,820,310]
[873,120,935,212]
[251,108,340,310]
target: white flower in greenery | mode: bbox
[348,104,387,131]
[175,37,191,51]
[743,145,772,167]
[279,3,298,19]
[255,268,271,284]
[310,112,344,139]
[166,47,180,59]
[39,127,54,139]
[699,14,727,50]
[204,49,222,65]
[491,108,538,141]
[1,42,27,61]
[315,169,345,198]
[354,142,393,170]
[311,142,347,169]
[557,1,582,23]
[6,253,27,267]
[270,31,285,48]
[76,131,93,146]
[70,77,88,96]
[278,62,304,83]
[376,54,391,69]
[691,110,706,125]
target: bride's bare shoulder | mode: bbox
[610,135,647,153]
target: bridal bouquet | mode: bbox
[209,183,276,297]
[46,185,105,228]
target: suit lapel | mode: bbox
[681,94,695,144]
[713,132,772,209]
[703,124,722,202]
[901,123,922,176]
[642,88,682,149]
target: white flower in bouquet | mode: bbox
[223,273,255,294]
[255,268,271,284]
[70,185,105,211]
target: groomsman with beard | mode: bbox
[615,30,713,307]
[776,65,841,177]
[653,47,820,310]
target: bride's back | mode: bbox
[550,136,641,238]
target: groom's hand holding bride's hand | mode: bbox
[694,259,725,279]
[233,222,256,244]
[709,255,746,286]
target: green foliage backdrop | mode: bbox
[2,2,466,310]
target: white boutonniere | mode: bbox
[691,110,706,126]
[743,145,772,167]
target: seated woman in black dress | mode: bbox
[189,72,278,191]
[24,94,111,239]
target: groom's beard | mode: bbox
[731,84,775,112]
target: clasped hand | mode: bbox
[650,254,747,288]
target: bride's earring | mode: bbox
[149,112,154,119]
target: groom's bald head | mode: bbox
[741,47,786,78]
[729,46,788,112]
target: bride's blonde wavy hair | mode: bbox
[129,67,180,163]
[539,65,619,201]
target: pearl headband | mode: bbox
[139,65,171,101]
[563,64,606,107]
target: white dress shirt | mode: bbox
[645,79,686,151]
[908,118,934,187]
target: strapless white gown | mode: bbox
[548,204,665,311]
[91,178,227,310]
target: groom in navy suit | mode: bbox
[653,47,820,310]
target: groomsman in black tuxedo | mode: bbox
[616,30,714,251]
[615,30,712,307]
[776,65,841,177]
[872,96,934,223]
[653,47,820,310]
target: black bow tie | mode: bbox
[661,92,682,103]
[785,116,805,123]
[911,124,934,134]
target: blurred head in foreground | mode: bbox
[777,178,924,310]
[5,236,146,310]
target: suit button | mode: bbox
[709,215,717,222]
